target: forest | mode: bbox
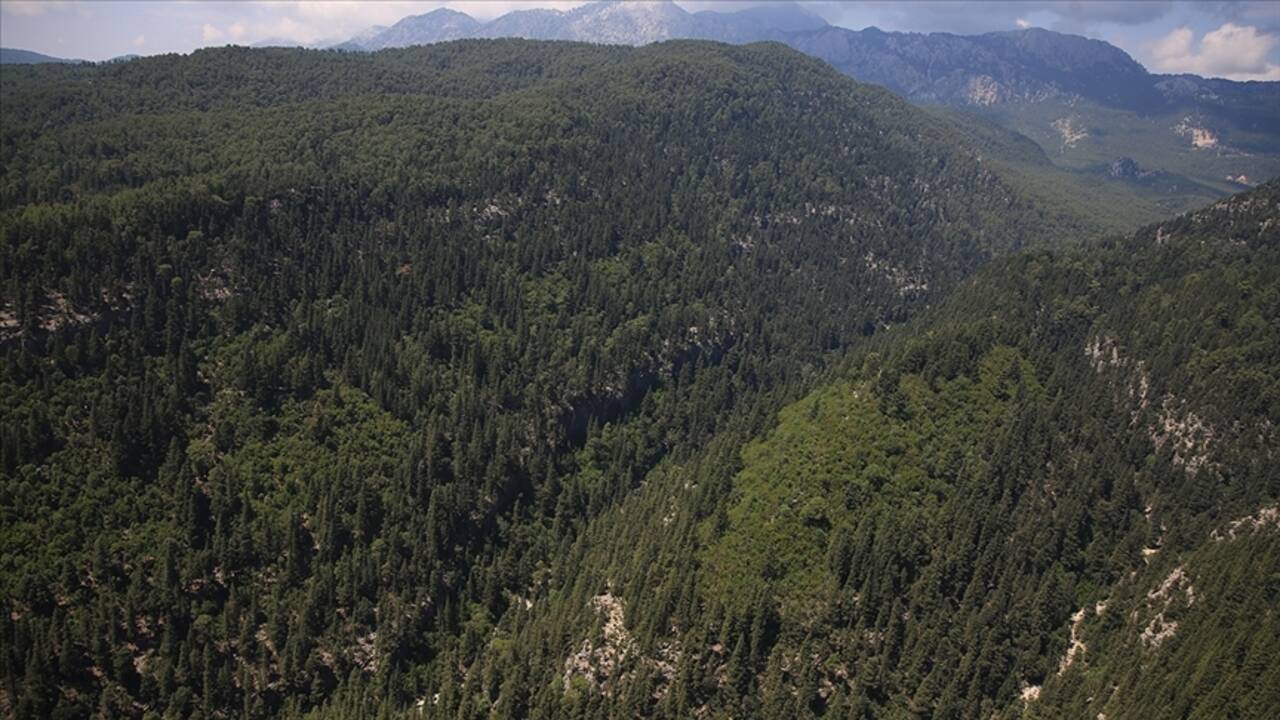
[1,40,1277,719]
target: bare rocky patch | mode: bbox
[1173,117,1218,149]
[562,589,684,699]
[1151,397,1215,475]
[563,592,637,693]
[1052,117,1088,150]
[1058,607,1090,675]
[1211,505,1280,542]
[1133,565,1196,650]
[1085,335,1216,474]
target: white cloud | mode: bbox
[229,22,247,40]
[1151,22,1280,80]
[282,1,445,28]
[202,23,224,42]
[1016,18,1032,29]
[253,15,324,44]
[133,34,146,47]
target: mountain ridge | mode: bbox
[329,2,1280,210]
[0,47,82,64]
[335,3,1267,110]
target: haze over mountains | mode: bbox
[335,1,1256,112]
[327,0,1280,215]
[0,48,81,65]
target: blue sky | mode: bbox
[2,1,1278,80]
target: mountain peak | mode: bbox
[362,7,480,50]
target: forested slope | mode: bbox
[0,41,1070,719]
[5,39,1272,720]
[473,181,1278,719]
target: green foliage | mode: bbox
[0,40,1069,719]
[451,182,1278,719]
[1,37,1275,720]
[704,346,1038,622]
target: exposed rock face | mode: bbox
[966,75,1006,106]
[1021,683,1042,703]
[562,589,684,698]
[1108,157,1155,180]
[1052,117,1088,149]
[1136,566,1196,650]
[1211,505,1280,541]
[360,10,478,50]
[1152,397,1215,475]
[786,26,1161,110]
[1174,117,1219,149]
[351,1,826,50]
[1085,335,1125,372]
[563,592,637,692]
[1140,613,1180,649]
[1058,608,1089,675]
[1085,335,1216,475]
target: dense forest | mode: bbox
[1,40,1276,719]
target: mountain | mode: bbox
[495,179,1279,718]
[3,37,1277,720]
[359,9,477,50]
[478,0,695,43]
[348,1,826,48]
[336,3,1278,217]
[1,39,1075,720]
[784,25,1158,109]
[337,24,388,48]
[786,25,1280,210]
[0,47,80,64]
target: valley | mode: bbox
[1,8,1277,720]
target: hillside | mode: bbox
[335,2,1280,221]
[0,40,1069,719]
[0,48,79,65]
[459,181,1279,719]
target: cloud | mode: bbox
[1052,0,1172,26]
[1151,22,1280,80]
[230,2,430,45]
[1016,18,1032,30]
[133,34,146,48]
[1191,2,1280,35]
[202,24,224,42]
[808,1,1172,37]
[254,15,321,44]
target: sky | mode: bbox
[2,1,1278,80]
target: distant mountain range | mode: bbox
[331,0,1279,209]
[1,48,142,65]
[340,2,824,51]
[0,48,81,64]
[5,1,1275,208]
[335,2,1267,115]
